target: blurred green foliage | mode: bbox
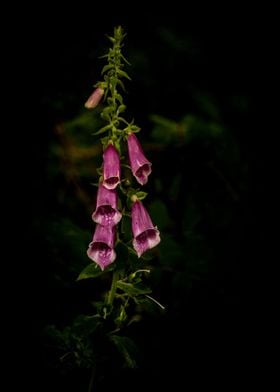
[31,15,248,390]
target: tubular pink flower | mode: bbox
[87,224,116,270]
[127,133,152,185]
[84,87,104,109]
[102,144,121,190]
[131,200,160,257]
[92,183,122,227]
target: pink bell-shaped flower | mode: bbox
[131,199,160,257]
[102,144,121,190]
[127,133,152,185]
[92,183,122,227]
[87,224,116,270]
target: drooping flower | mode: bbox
[87,224,116,270]
[127,133,152,185]
[102,144,121,190]
[84,87,104,109]
[92,183,122,226]
[131,199,160,257]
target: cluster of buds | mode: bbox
[87,132,160,270]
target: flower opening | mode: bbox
[92,184,122,226]
[87,224,116,270]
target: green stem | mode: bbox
[107,271,119,307]
[88,364,96,392]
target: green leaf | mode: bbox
[92,124,112,136]
[129,124,141,133]
[115,304,128,325]
[117,104,126,114]
[101,136,110,147]
[135,191,147,201]
[99,53,109,59]
[100,106,114,121]
[121,54,131,65]
[101,63,114,75]
[109,77,118,90]
[116,281,152,296]
[106,35,116,44]
[77,263,103,280]
[117,79,125,91]
[115,93,123,104]
[117,69,131,80]
[109,335,137,368]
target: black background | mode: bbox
[5,6,264,391]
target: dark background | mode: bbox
[9,8,261,391]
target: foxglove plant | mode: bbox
[69,27,164,386]
[45,27,164,391]
[85,26,161,273]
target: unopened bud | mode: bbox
[84,87,104,109]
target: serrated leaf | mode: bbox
[109,335,137,368]
[116,281,152,296]
[77,263,103,280]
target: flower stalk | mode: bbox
[85,26,160,271]
[84,27,162,333]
